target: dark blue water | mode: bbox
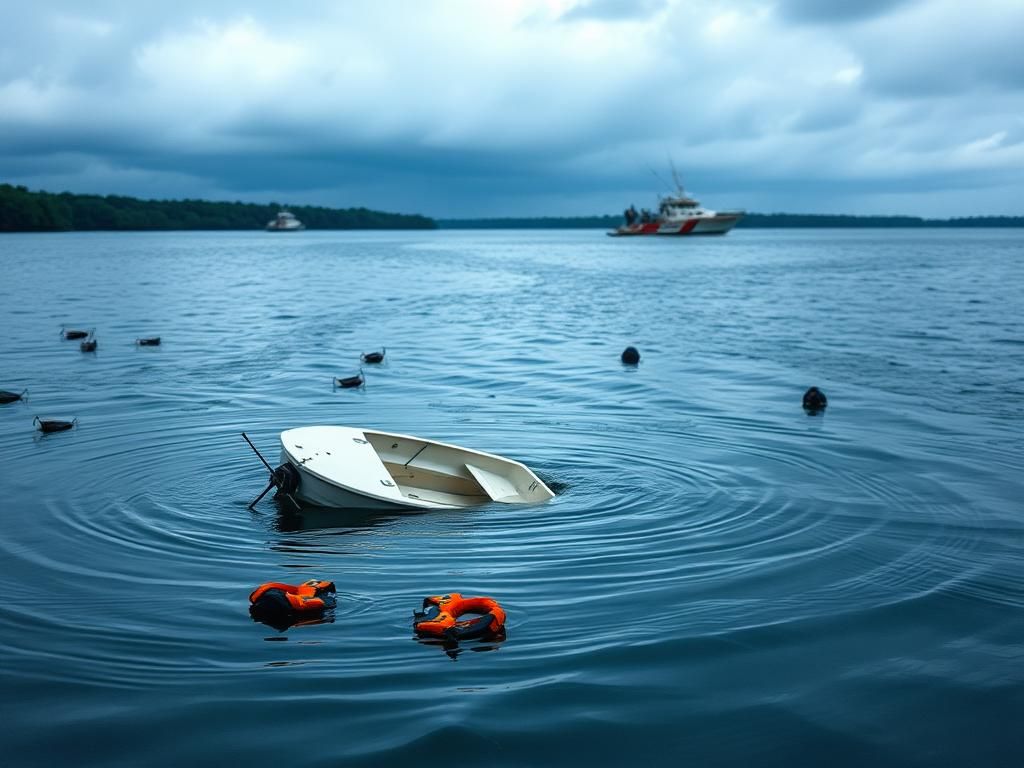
[1,229,1022,767]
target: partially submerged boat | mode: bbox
[0,388,27,404]
[34,416,77,433]
[253,426,554,511]
[61,326,91,340]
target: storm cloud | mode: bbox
[1,0,1021,217]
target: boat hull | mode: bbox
[608,212,743,237]
[281,461,415,510]
[279,425,553,511]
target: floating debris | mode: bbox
[802,386,828,415]
[61,326,90,340]
[34,416,77,433]
[80,334,98,352]
[621,346,641,365]
[0,388,28,404]
[361,348,386,364]
[333,370,364,389]
[136,337,161,346]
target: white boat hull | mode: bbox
[266,211,305,231]
[609,212,743,237]
[279,426,554,511]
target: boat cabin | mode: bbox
[659,196,704,217]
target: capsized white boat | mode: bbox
[274,426,554,511]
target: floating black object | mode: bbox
[361,348,385,364]
[334,370,364,389]
[0,389,27,404]
[621,346,641,365]
[61,326,90,340]
[34,416,77,433]
[136,337,161,346]
[802,386,828,414]
[80,336,98,352]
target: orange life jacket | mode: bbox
[249,579,337,613]
[413,593,506,641]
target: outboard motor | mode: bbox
[242,432,302,511]
[272,462,301,495]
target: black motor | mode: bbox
[273,462,301,495]
[243,432,303,511]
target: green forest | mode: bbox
[0,184,436,231]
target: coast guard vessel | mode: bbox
[609,170,743,237]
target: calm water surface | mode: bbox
[1,229,1022,767]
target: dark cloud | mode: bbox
[1,1,1021,218]
[789,94,863,133]
[857,10,1024,97]
[774,0,919,24]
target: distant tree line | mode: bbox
[441,216,623,229]
[737,213,1024,228]
[0,184,437,231]
[440,214,1024,229]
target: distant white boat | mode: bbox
[266,210,305,231]
[274,426,554,510]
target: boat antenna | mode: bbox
[668,154,685,196]
[647,164,674,196]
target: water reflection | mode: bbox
[413,631,507,661]
[252,609,336,634]
[269,504,406,533]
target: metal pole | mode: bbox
[248,480,276,510]
[242,432,277,475]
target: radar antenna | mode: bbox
[668,155,685,196]
[647,164,673,195]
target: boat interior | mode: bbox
[365,431,521,507]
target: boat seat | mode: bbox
[369,436,429,466]
[406,446,474,479]
[465,463,519,502]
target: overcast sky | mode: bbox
[2,0,1022,218]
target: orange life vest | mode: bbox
[413,593,506,641]
[249,579,337,613]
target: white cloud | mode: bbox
[0,79,80,122]
[833,66,862,85]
